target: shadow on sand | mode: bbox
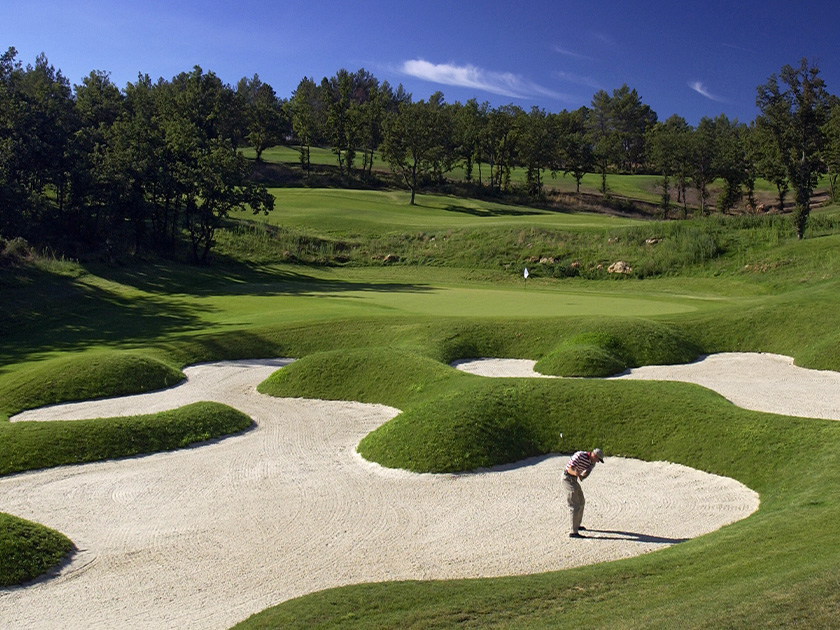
[580,529,689,544]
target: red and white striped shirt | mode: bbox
[565,451,597,479]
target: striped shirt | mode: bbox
[565,451,597,479]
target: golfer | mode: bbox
[563,448,605,538]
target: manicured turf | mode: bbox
[3,186,840,627]
[0,352,183,418]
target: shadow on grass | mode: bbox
[441,204,543,217]
[87,258,434,298]
[0,261,434,365]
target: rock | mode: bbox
[608,260,632,274]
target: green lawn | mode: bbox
[249,188,637,233]
[3,185,840,627]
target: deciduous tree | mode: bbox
[289,77,322,176]
[756,58,829,238]
[555,107,593,194]
[237,74,286,162]
[381,98,441,205]
[822,100,840,203]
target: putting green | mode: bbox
[304,285,699,318]
[183,283,700,331]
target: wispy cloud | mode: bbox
[400,59,568,100]
[688,81,728,103]
[552,45,593,61]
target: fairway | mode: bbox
[0,265,709,366]
[293,283,699,318]
[249,188,638,233]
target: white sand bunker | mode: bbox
[1,358,759,630]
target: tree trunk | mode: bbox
[410,157,418,205]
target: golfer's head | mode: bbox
[591,448,605,463]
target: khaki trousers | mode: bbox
[563,474,585,534]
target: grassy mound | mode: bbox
[358,380,556,472]
[0,513,74,587]
[0,401,252,476]
[357,377,747,474]
[535,332,628,377]
[0,352,184,420]
[258,347,471,409]
[535,320,700,377]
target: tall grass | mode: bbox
[216,205,837,282]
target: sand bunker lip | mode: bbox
[1,356,760,630]
[454,352,840,421]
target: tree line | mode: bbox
[2,48,838,265]
[0,48,274,262]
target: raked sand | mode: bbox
[4,353,823,629]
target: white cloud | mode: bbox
[400,59,568,101]
[688,81,727,103]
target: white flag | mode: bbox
[523,267,529,279]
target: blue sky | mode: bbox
[3,0,838,125]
